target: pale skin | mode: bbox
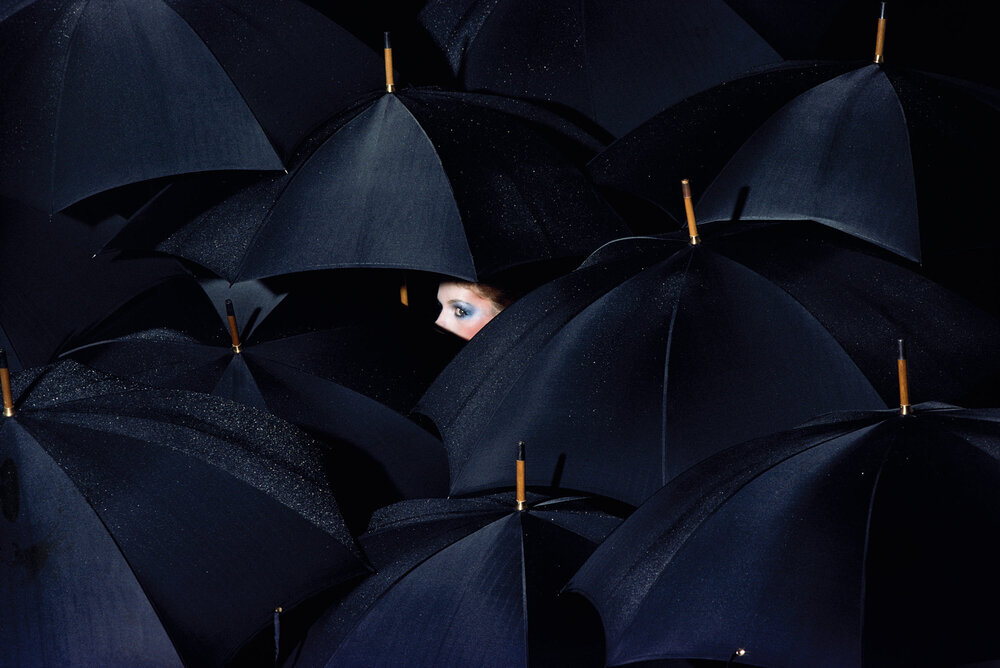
[435,281,505,340]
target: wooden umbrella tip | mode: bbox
[896,338,912,415]
[384,31,392,49]
[0,348,7,369]
[225,299,235,316]
[384,31,396,93]
[517,440,526,461]
[874,2,887,63]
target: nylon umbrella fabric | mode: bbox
[105,88,629,284]
[417,0,802,138]
[590,58,1000,309]
[566,403,1000,668]
[285,492,627,667]
[414,222,1000,507]
[61,276,458,533]
[0,0,384,213]
[0,359,367,667]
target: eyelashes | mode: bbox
[451,301,476,319]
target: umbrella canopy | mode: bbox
[589,57,1000,307]
[414,222,1000,507]
[567,401,1000,668]
[417,0,803,137]
[61,275,457,532]
[105,87,629,283]
[0,0,384,213]
[0,197,188,369]
[0,359,366,667]
[287,491,626,667]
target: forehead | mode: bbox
[437,282,485,304]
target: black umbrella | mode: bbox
[0,0,384,213]
[566,350,1000,668]
[414,216,1000,507]
[416,0,806,138]
[286,446,627,667]
[61,277,458,532]
[105,75,629,284]
[0,358,366,667]
[0,197,188,369]
[589,17,1000,307]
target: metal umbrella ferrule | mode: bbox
[516,441,526,511]
[898,339,912,415]
[384,32,396,93]
[1,349,14,417]
[225,299,242,353]
[681,179,701,245]
[874,2,887,63]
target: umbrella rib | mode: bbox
[857,423,900,654]
[660,250,696,486]
[394,94,476,274]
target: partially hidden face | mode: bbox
[435,281,505,340]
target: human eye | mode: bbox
[452,302,474,319]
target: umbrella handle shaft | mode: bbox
[1,367,14,417]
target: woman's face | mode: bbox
[435,282,504,340]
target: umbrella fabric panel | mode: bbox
[330,516,528,667]
[861,418,1000,668]
[0,0,283,213]
[701,223,1000,407]
[241,94,475,281]
[608,423,886,667]
[13,416,361,667]
[163,0,384,159]
[697,66,920,260]
[0,420,183,667]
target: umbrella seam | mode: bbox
[161,1,285,164]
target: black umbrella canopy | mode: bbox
[0,0,384,213]
[0,359,366,667]
[0,197,188,369]
[417,0,798,138]
[567,402,1000,668]
[591,59,1000,312]
[60,274,459,533]
[414,222,1000,507]
[106,87,629,284]
[694,64,1000,266]
[286,491,627,667]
